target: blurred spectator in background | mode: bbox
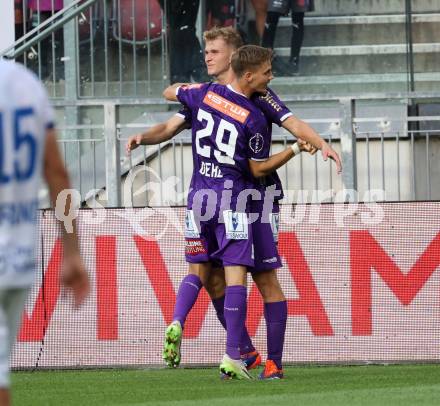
[206,0,235,29]
[250,0,268,40]
[14,0,25,63]
[159,0,208,83]
[262,0,314,75]
[15,0,25,39]
[28,0,64,81]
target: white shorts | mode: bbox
[0,288,29,388]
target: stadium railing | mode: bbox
[34,93,440,208]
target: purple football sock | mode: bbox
[212,296,227,330]
[172,274,202,327]
[214,295,255,355]
[240,327,256,355]
[264,301,287,370]
[224,285,247,360]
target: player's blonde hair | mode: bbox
[230,45,273,78]
[203,26,243,50]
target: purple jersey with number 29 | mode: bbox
[177,82,271,213]
[177,82,272,267]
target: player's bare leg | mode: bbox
[204,266,226,300]
[252,269,285,302]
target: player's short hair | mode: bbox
[230,45,273,78]
[203,26,244,50]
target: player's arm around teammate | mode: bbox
[248,138,316,178]
[163,89,341,174]
[163,89,342,172]
[163,83,190,102]
[282,115,342,173]
[126,114,189,154]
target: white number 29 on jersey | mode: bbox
[195,108,237,165]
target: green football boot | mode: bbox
[163,321,182,368]
[219,354,253,380]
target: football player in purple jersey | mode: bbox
[167,27,341,379]
[173,45,312,379]
[127,27,341,379]
[127,49,315,380]
[126,104,313,377]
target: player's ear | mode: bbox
[243,71,253,83]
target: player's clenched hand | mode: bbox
[297,138,317,155]
[61,254,90,308]
[125,134,143,154]
[321,141,342,174]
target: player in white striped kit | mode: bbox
[0,60,89,406]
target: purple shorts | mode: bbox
[248,201,282,272]
[184,209,254,268]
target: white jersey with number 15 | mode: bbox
[0,60,55,288]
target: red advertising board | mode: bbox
[11,203,440,368]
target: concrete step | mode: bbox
[275,14,440,47]
[268,72,440,95]
[275,42,440,57]
[274,43,440,75]
[309,0,440,16]
[288,13,440,26]
[44,72,440,100]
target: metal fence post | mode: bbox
[62,0,82,199]
[63,0,79,120]
[104,103,121,206]
[197,0,207,42]
[339,98,358,199]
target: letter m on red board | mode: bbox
[350,231,440,335]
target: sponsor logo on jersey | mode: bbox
[184,210,200,238]
[203,91,250,123]
[223,210,249,240]
[259,91,282,112]
[270,212,280,243]
[0,199,39,226]
[249,133,264,153]
[185,239,207,256]
[262,256,278,263]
